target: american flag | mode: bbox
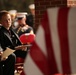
[24,7,76,75]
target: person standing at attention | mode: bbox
[26,4,36,33]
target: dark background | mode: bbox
[0,0,34,13]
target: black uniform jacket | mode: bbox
[0,26,22,51]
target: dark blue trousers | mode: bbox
[0,53,16,75]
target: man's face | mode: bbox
[0,14,12,29]
[18,17,26,26]
[30,9,35,16]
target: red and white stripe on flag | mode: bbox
[24,7,76,75]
